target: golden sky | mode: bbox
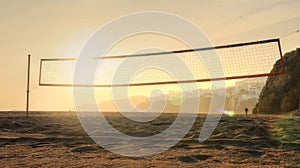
[0,0,300,111]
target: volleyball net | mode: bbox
[39,38,285,87]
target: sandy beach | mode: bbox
[0,111,299,167]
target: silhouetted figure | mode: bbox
[245,107,249,115]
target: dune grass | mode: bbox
[270,116,300,149]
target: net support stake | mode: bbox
[26,54,31,117]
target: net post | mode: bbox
[39,59,42,86]
[277,39,286,74]
[26,54,31,117]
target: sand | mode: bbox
[0,111,299,167]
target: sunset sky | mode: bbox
[0,0,300,111]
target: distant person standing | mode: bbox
[244,107,249,115]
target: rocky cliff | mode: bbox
[253,48,300,114]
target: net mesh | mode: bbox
[39,39,284,87]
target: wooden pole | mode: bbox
[26,54,31,117]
